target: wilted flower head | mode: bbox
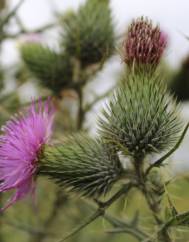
[123,16,167,67]
[0,99,54,211]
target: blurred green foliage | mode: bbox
[170,56,189,102]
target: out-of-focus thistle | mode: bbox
[99,72,182,160]
[0,99,55,211]
[61,0,115,67]
[39,135,123,198]
[123,17,167,71]
[170,55,189,102]
[20,43,73,95]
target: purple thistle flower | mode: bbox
[123,16,167,67]
[0,98,55,211]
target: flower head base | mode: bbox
[123,17,167,68]
[0,99,54,211]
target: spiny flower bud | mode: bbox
[99,72,182,160]
[20,43,73,95]
[39,135,123,198]
[123,17,167,68]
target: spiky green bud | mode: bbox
[20,43,73,94]
[61,0,115,67]
[39,135,123,198]
[99,72,182,160]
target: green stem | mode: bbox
[104,212,150,241]
[143,185,171,241]
[56,183,132,242]
[134,158,171,241]
[77,87,84,130]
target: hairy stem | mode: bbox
[134,158,171,241]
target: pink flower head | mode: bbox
[123,16,168,67]
[0,98,55,211]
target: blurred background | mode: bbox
[1,0,189,241]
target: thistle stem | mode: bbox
[134,158,171,241]
[104,213,150,241]
[56,183,132,242]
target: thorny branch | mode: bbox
[104,212,149,241]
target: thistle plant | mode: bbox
[1,5,189,242]
[20,0,115,98]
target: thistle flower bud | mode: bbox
[99,73,182,160]
[39,135,123,198]
[20,43,73,95]
[62,0,115,66]
[123,17,167,69]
